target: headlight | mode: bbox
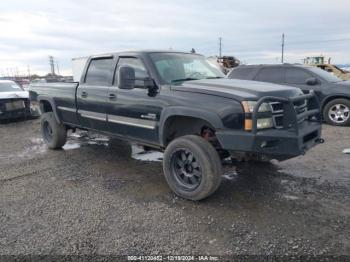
[243,101,271,113]
[243,116,274,130]
[242,101,274,130]
[257,118,274,129]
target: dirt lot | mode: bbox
[0,118,349,256]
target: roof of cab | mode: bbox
[90,50,202,59]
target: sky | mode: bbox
[0,0,349,76]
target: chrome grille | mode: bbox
[269,102,284,113]
[270,100,307,129]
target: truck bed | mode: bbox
[29,82,80,125]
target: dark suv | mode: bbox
[228,64,350,126]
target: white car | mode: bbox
[0,80,34,120]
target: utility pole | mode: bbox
[56,60,60,75]
[219,37,222,58]
[27,65,31,79]
[49,56,56,75]
[281,33,285,63]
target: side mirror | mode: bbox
[118,66,135,89]
[144,78,159,95]
[305,77,317,86]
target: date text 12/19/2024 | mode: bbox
[127,255,219,261]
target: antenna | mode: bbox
[219,37,222,58]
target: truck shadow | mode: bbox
[215,162,294,201]
[100,139,302,204]
[58,132,316,206]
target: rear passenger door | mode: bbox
[77,57,113,131]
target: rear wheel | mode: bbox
[41,112,67,149]
[323,98,350,126]
[163,135,222,200]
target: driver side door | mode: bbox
[106,56,162,144]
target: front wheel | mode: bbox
[323,98,350,126]
[41,112,67,149]
[163,135,222,201]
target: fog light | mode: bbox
[257,118,273,129]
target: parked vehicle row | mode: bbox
[228,64,350,126]
[29,51,323,200]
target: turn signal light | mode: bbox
[244,119,252,131]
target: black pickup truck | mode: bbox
[30,51,323,200]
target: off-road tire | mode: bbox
[163,135,222,201]
[40,112,67,149]
[323,98,350,126]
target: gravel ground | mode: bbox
[0,118,349,257]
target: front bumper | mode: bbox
[0,108,31,120]
[0,99,31,120]
[216,121,322,161]
[216,91,323,161]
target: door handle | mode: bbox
[81,91,88,98]
[108,93,116,100]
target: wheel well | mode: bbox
[162,116,216,146]
[40,100,53,113]
[322,96,350,109]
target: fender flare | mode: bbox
[321,94,350,109]
[38,96,61,124]
[158,106,224,147]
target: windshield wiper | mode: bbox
[171,78,198,83]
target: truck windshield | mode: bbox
[150,53,225,84]
[308,67,343,83]
[0,82,23,92]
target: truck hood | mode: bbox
[0,91,29,99]
[171,79,303,101]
